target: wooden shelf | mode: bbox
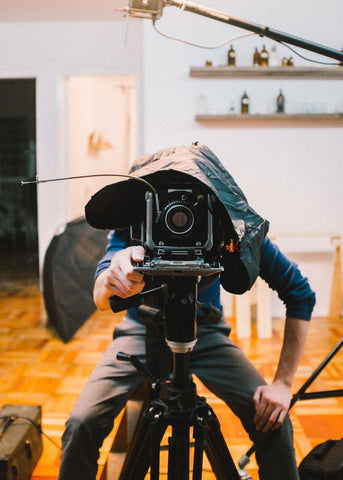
[190,66,343,79]
[195,113,343,127]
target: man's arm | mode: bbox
[94,246,145,311]
[253,317,309,433]
[254,236,316,433]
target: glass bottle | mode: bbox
[282,56,288,67]
[228,45,236,66]
[253,47,260,66]
[287,56,294,66]
[241,91,249,114]
[259,45,269,66]
[276,90,285,113]
[269,45,279,67]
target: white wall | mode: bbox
[0,20,144,270]
[141,1,343,317]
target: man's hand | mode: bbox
[253,380,291,434]
[252,317,309,434]
[104,246,145,298]
[94,246,145,310]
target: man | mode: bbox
[58,145,315,480]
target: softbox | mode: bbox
[85,143,269,293]
[43,217,109,342]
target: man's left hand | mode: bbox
[253,380,291,433]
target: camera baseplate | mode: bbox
[135,259,223,276]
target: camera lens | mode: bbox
[165,204,194,235]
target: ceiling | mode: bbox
[0,0,129,21]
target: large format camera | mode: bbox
[130,181,224,276]
[85,143,269,292]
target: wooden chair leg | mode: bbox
[329,236,342,319]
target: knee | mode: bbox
[63,411,94,446]
[66,411,92,435]
[63,406,112,449]
[251,412,295,451]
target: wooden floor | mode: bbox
[0,280,342,480]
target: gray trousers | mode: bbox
[58,317,299,480]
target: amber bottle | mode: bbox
[241,91,249,114]
[259,45,269,66]
[228,45,236,66]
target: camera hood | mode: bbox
[85,143,269,293]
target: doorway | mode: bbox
[0,79,38,294]
[63,75,136,221]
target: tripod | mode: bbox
[111,276,241,480]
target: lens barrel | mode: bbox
[165,204,194,235]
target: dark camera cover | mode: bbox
[85,143,269,293]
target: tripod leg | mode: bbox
[192,417,206,480]
[117,402,166,480]
[204,406,241,480]
[168,423,190,480]
[147,407,167,480]
[117,408,151,480]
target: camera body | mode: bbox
[131,182,224,276]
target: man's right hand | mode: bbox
[104,246,145,298]
[94,246,145,310]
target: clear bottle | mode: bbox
[269,45,279,66]
[259,45,269,66]
[276,90,285,113]
[228,45,236,66]
[241,91,249,114]
[253,47,260,66]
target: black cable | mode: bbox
[154,14,341,66]
[0,415,62,451]
[278,40,341,66]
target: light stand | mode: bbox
[125,0,343,62]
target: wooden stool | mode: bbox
[100,382,149,480]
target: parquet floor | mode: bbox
[0,280,342,479]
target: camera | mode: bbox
[131,182,224,276]
[85,143,268,291]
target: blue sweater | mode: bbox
[96,232,316,322]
